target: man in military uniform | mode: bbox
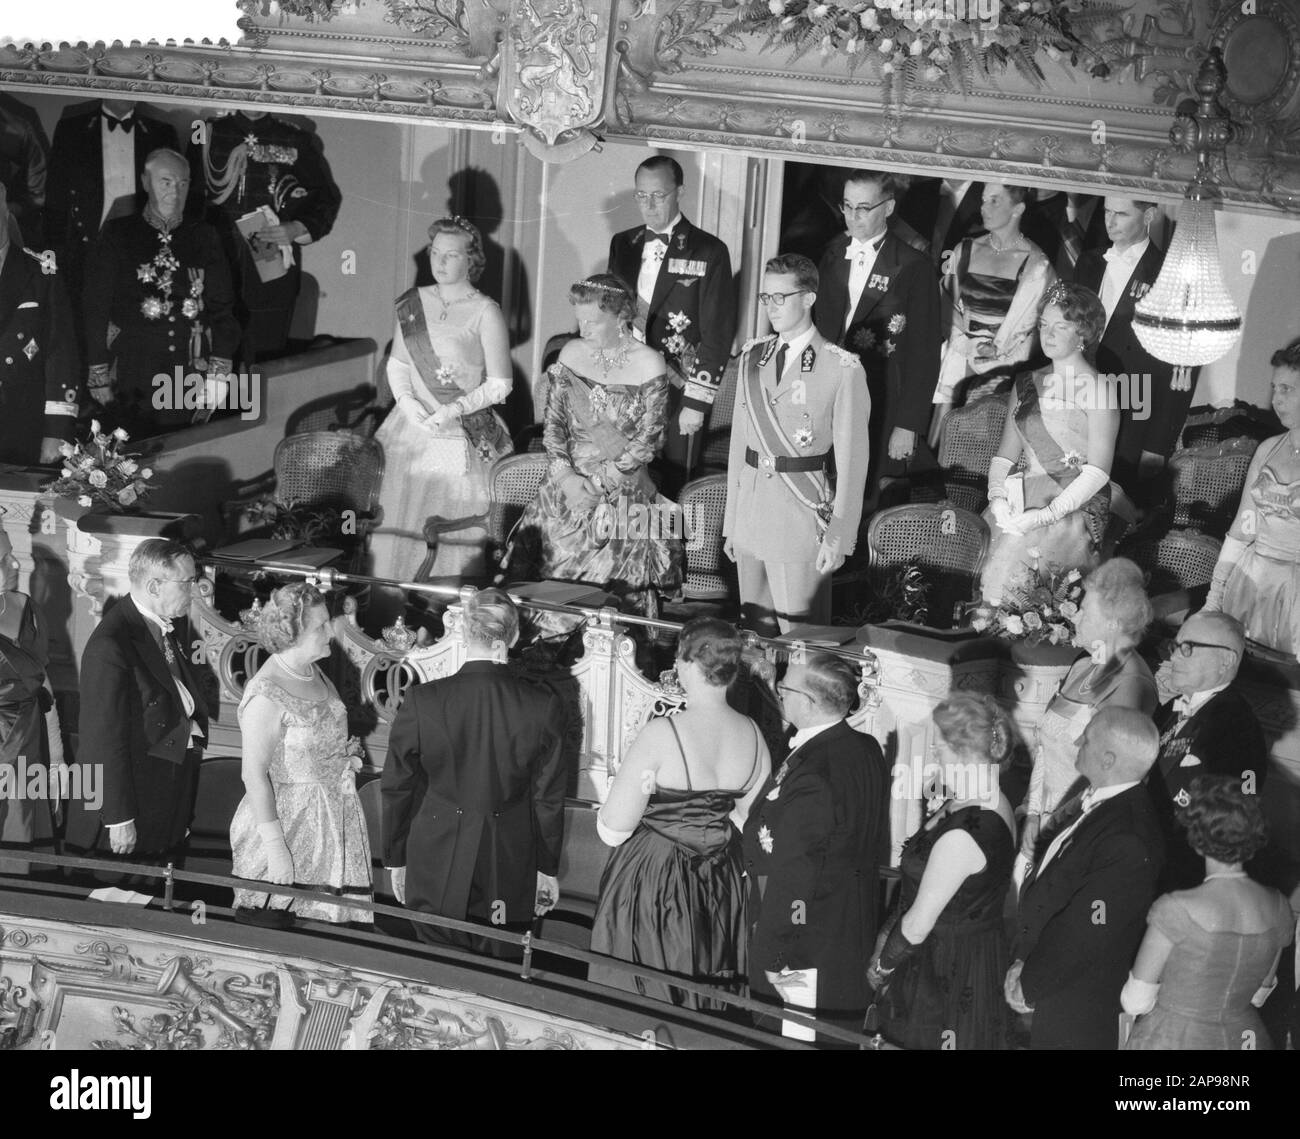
[724,254,871,635]
[608,155,736,497]
[815,169,941,500]
[190,109,341,362]
[83,149,238,435]
[0,182,79,465]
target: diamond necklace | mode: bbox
[591,334,632,378]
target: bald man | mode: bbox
[1008,707,1165,1049]
[1150,611,1269,891]
[83,147,237,434]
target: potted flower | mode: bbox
[963,551,1084,666]
[46,421,156,514]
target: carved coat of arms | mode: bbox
[501,0,606,147]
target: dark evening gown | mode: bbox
[589,720,760,1010]
[882,805,1015,1050]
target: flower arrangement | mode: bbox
[849,562,932,625]
[966,554,1083,645]
[47,422,156,512]
[241,496,347,545]
[725,0,1128,95]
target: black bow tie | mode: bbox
[644,230,670,246]
[105,115,135,133]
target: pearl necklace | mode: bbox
[988,232,1027,254]
[591,334,632,378]
[273,653,316,681]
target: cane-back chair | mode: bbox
[1167,435,1257,537]
[937,394,1009,515]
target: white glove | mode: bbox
[1040,463,1109,524]
[258,819,294,885]
[1250,975,1277,1009]
[1120,972,1160,1016]
[428,402,462,430]
[398,395,429,426]
[987,455,1015,502]
[535,872,560,915]
[1205,535,1248,611]
[390,866,407,905]
[989,498,1017,533]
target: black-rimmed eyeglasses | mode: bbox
[757,290,808,306]
[1169,640,1236,658]
[841,199,889,218]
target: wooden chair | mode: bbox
[1179,401,1278,449]
[866,503,990,628]
[936,394,1009,515]
[678,473,730,601]
[273,429,385,520]
[486,452,549,553]
[1167,435,1257,537]
[1120,529,1222,596]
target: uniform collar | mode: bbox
[778,324,817,355]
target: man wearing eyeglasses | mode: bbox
[607,155,737,497]
[67,539,209,873]
[814,169,941,500]
[723,254,870,635]
[1149,611,1268,891]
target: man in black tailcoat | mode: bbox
[1007,708,1165,1049]
[744,652,889,1044]
[608,155,736,497]
[814,169,941,500]
[67,541,209,868]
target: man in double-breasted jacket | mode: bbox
[607,154,736,497]
[814,169,941,493]
[0,180,79,466]
[724,253,871,635]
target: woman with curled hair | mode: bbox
[371,216,514,582]
[870,693,1017,1049]
[230,583,372,925]
[1203,336,1300,655]
[1016,557,1157,882]
[590,617,770,1007]
[979,281,1120,605]
[505,273,682,616]
[1124,776,1295,1049]
[382,588,568,955]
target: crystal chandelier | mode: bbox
[1133,48,1242,391]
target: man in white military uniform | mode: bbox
[723,253,871,634]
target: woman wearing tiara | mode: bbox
[370,217,514,583]
[979,283,1120,606]
[506,274,683,615]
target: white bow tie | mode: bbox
[1103,245,1138,265]
[846,238,879,260]
[1079,788,1099,814]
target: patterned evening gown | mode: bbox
[506,363,683,611]
[0,596,55,876]
[230,670,373,923]
[371,290,512,582]
[1219,435,1300,655]
[881,805,1015,1050]
[1126,890,1294,1050]
[979,369,1115,605]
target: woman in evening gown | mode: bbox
[870,694,1016,1050]
[590,618,770,1009]
[0,524,64,876]
[506,273,683,615]
[1124,777,1295,1050]
[231,584,372,924]
[370,217,513,583]
[980,283,1119,606]
[1015,558,1156,884]
[929,182,1054,446]
[1205,339,1300,655]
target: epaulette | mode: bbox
[741,334,776,353]
[21,247,52,271]
[827,343,860,367]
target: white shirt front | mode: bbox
[1035,779,1139,876]
[773,324,817,382]
[844,234,884,331]
[1171,680,1230,719]
[1100,237,1149,327]
[636,211,682,305]
[101,112,138,228]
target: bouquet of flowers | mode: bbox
[848,562,931,626]
[241,496,347,545]
[965,553,1083,645]
[47,421,156,512]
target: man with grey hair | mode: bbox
[66,540,209,869]
[1150,610,1269,890]
[83,147,237,434]
[743,651,889,1043]
[0,179,79,465]
[1007,706,1165,1048]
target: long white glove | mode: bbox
[1120,972,1160,1016]
[1015,463,1109,532]
[1250,974,1278,1009]
[258,819,294,885]
[988,455,1015,502]
[1205,535,1248,611]
[453,376,511,416]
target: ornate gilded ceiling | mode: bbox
[2,0,1298,212]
